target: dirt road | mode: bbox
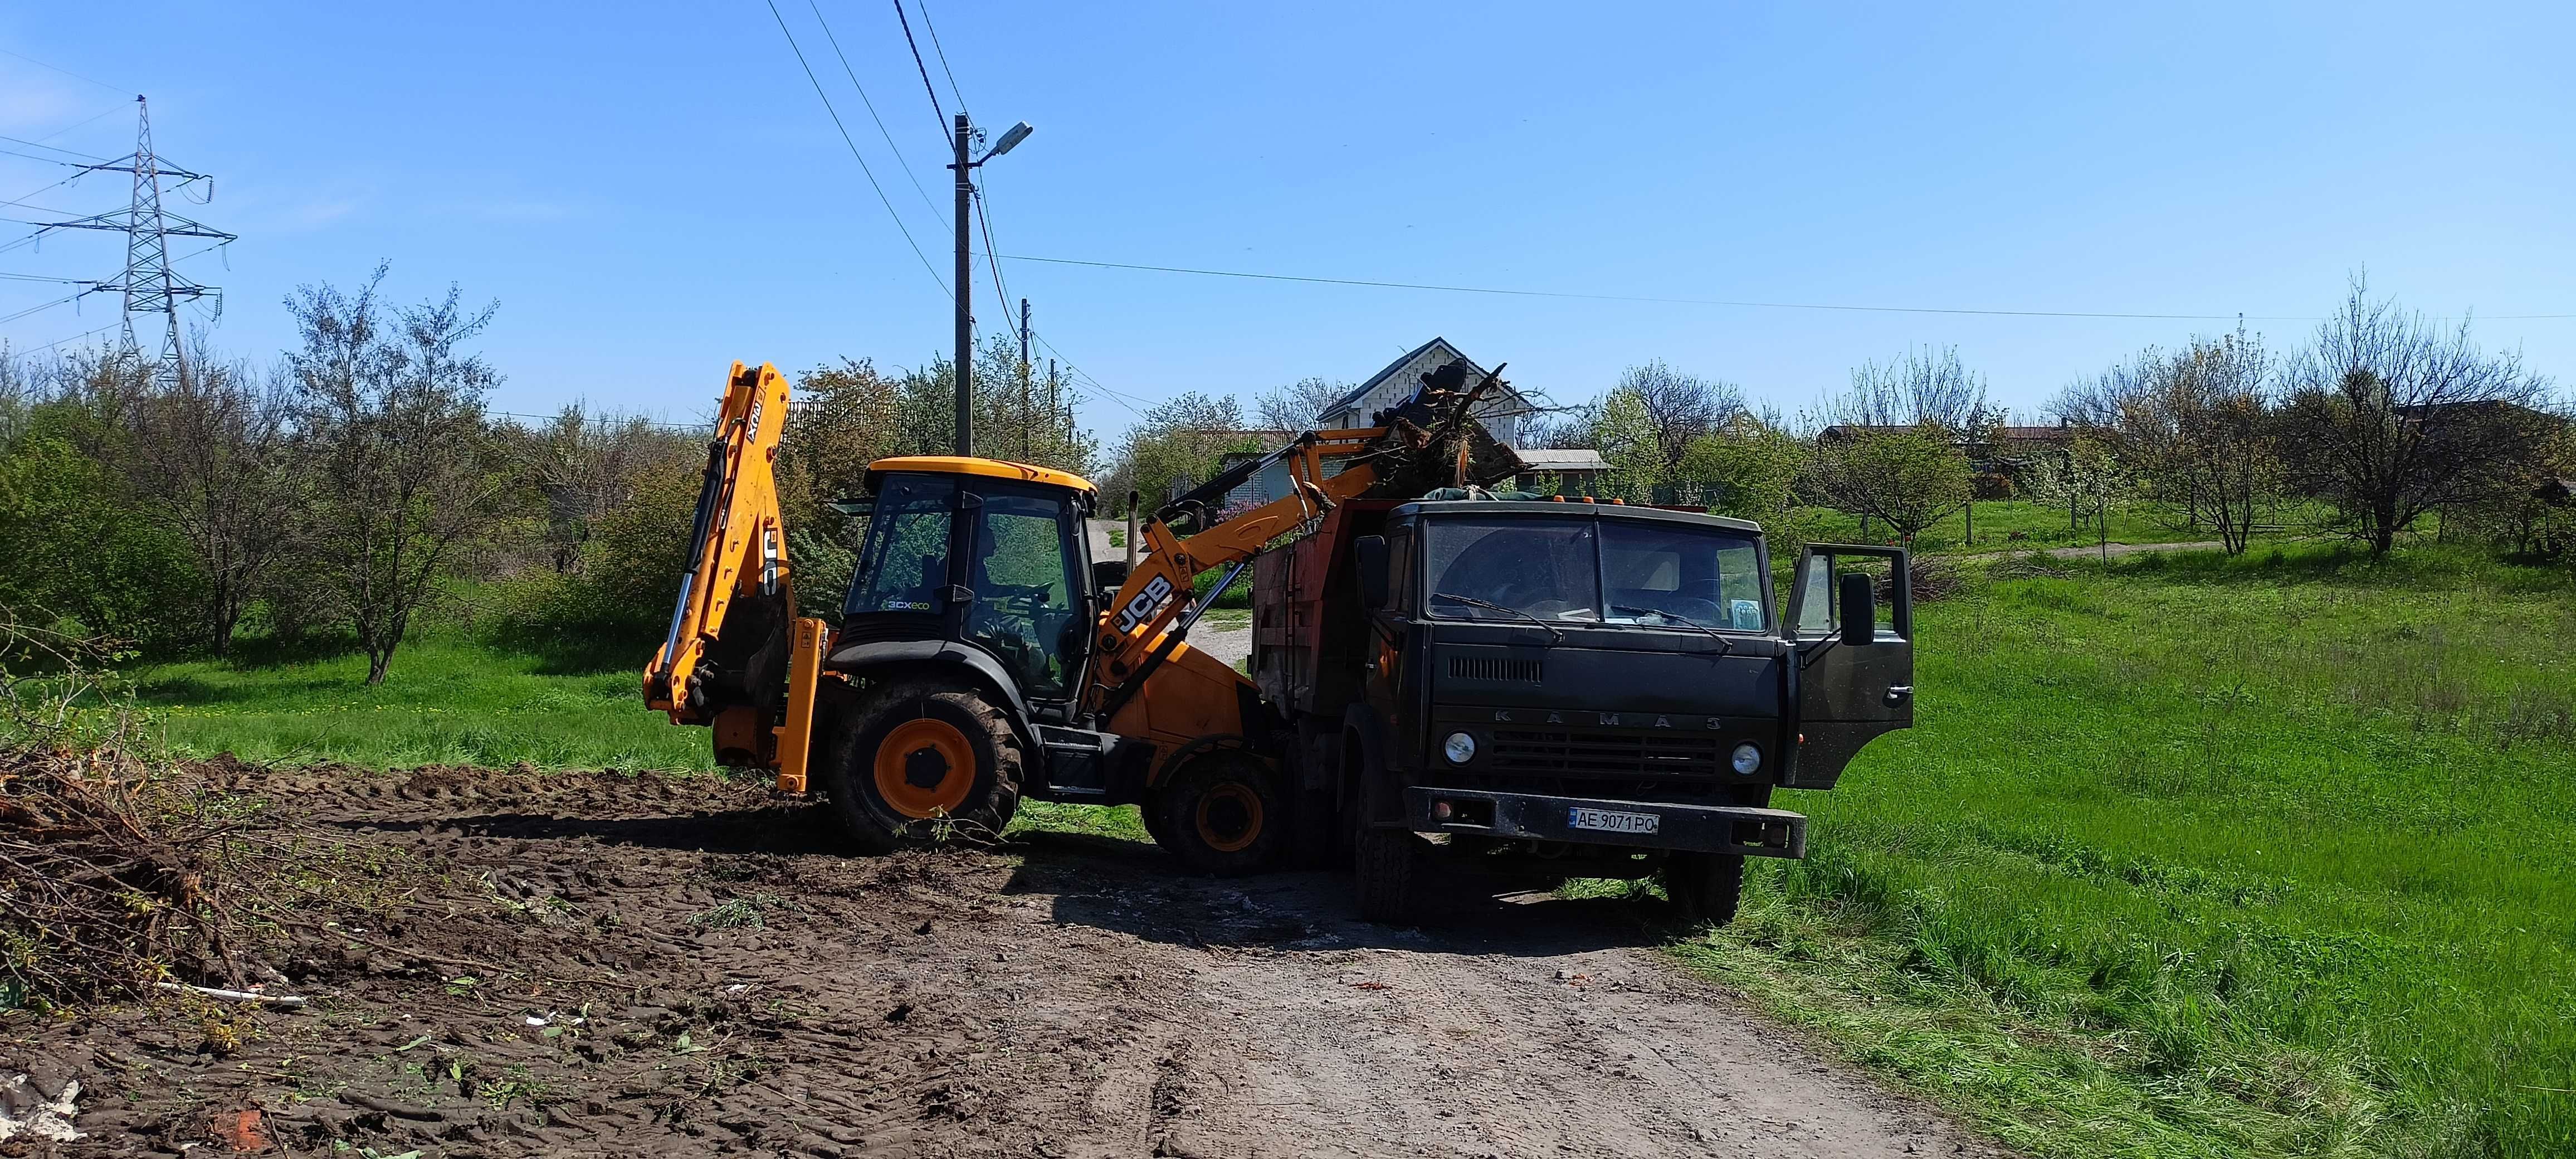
[7,767,2002,1157]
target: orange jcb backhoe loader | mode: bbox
[646,359,1518,871]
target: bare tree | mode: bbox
[121,340,303,652]
[1253,376,1350,434]
[2276,275,2559,555]
[515,403,699,573]
[1613,361,1744,474]
[2056,328,2280,554]
[1824,346,1993,434]
[286,265,509,684]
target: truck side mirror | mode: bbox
[1838,572,1876,647]
[1091,558,1130,596]
[1354,535,1390,610]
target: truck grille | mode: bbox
[1491,728,1726,777]
[1449,656,1543,683]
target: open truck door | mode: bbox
[1781,544,1914,789]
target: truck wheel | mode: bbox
[822,676,1024,853]
[1151,753,1286,875]
[1354,826,1419,924]
[1663,852,1745,926]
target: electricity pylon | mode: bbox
[43,95,235,387]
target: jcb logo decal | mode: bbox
[1115,575,1174,634]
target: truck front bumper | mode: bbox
[1402,787,1807,859]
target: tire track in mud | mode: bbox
[9,765,2008,1158]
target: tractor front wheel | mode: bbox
[822,676,1024,853]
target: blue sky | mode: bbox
[2,2,2569,434]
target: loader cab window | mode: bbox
[847,473,957,617]
[963,484,1085,700]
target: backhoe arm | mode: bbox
[644,362,795,729]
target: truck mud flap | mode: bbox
[1402,787,1806,859]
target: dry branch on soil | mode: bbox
[0,746,282,1006]
[0,621,375,1010]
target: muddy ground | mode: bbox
[4,767,2006,1158]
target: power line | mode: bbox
[988,252,2576,323]
[7,320,119,357]
[807,0,942,225]
[0,47,125,95]
[974,185,1012,330]
[0,290,90,327]
[889,0,947,132]
[912,0,969,116]
[491,410,709,431]
[0,270,98,285]
[0,145,90,168]
[1027,327,1149,418]
[0,133,107,163]
[23,105,129,150]
[762,0,950,298]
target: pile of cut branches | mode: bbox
[0,618,356,1010]
[1361,358,1528,499]
[0,746,265,1006]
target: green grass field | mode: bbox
[1684,544,2576,1158]
[131,635,718,772]
[119,541,2576,1157]
[1791,498,2344,555]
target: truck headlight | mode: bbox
[1731,743,1762,775]
[1442,732,1476,764]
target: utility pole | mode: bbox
[1017,298,1032,460]
[943,115,1032,458]
[44,96,234,389]
[1047,358,1060,441]
[950,113,975,456]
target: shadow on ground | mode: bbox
[1002,827,1673,958]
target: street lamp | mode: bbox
[985,120,1033,161]
[950,116,1036,457]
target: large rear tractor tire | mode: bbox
[821,676,1024,853]
[1663,851,1745,927]
[1149,752,1287,875]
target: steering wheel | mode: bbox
[1677,579,1730,603]
[1663,596,1724,625]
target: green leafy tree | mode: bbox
[1105,391,1261,513]
[1806,427,1974,543]
[0,434,201,650]
[1679,415,1813,551]
[286,267,514,685]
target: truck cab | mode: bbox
[1255,497,1914,924]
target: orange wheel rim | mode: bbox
[874,718,975,819]
[1194,783,1263,853]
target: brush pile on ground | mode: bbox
[1,619,391,1010]
[0,744,338,1009]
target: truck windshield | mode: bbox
[1422,515,1766,631]
[1423,518,1600,624]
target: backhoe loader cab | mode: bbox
[842,457,1100,711]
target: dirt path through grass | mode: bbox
[9,766,2003,1158]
